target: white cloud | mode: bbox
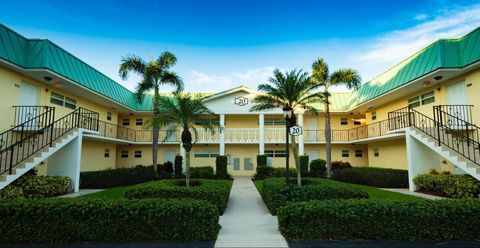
[353,4,480,81]
[187,67,275,92]
[414,14,429,21]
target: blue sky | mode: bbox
[1,0,480,92]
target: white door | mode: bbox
[19,82,39,124]
[307,118,318,142]
[306,150,320,164]
[164,150,176,163]
[446,82,468,126]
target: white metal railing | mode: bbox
[224,128,258,143]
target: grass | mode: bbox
[81,184,136,199]
[253,178,422,201]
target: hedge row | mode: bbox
[414,174,480,198]
[125,179,232,214]
[80,166,156,189]
[0,198,219,242]
[277,199,480,240]
[332,167,409,188]
[261,178,369,215]
[0,174,71,199]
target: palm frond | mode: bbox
[311,58,329,85]
[330,69,362,89]
[119,54,145,80]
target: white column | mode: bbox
[259,113,265,155]
[405,129,440,192]
[298,113,304,156]
[180,143,186,172]
[219,114,225,156]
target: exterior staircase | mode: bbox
[389,105,480,181]
[0,107,99,190]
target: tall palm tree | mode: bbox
[119,51,183,177]
[310,58,361,178]
[158,92,216,187]
[250,69,323,186]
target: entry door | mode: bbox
[164,150,176,163]
[306,150,320,161]
[19,82,39,124]
[446,82,468,125]
[307,119,318,142]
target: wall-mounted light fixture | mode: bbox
[54,80,62,88]
[43,76,52,82]
[434,75,443,81]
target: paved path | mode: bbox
[215,177,288,248]
[380,188,445,200]
[58,189,105,198]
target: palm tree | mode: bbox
[119,51,183,177]
[158,92,216,187]
[310,58,361,178]
[250,69,323,186]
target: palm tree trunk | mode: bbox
[185,150,190,187]
[152,86,160,177]
[325,98,332,178]
[290,134,301,186]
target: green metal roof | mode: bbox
[1,23,480,112]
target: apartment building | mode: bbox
[0,23,479,191]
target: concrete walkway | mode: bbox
[58,189,105,198]
[215,177,288,248]
[380,188,445,200]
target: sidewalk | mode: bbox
[214,177,288,248]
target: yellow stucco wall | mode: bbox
[81,140,117,171]
[115,144,180,168]
[367,139,407,169]
[304,144,369,166]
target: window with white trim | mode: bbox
[194,150,219,158]
[340,118,348,125]
[120,150,128,158]
[122,118,130,126]
[104,148,110,158]
[353,119,362,125]
[107,112,112,121]
[196,117,220,126]
[408,91,435,108]
[341,149,349,157]
[355,149,363,157]
[134,150,142,158]
[136,118,143,126]
[265,117,285,126]
[373,148,379,157]
[265,150,286,158]
[371,111,377,121]
[50,92,76,109]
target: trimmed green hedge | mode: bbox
[80,166,156,188]
[190,166,215,179]
[0,185,24,200]
[277,199,480,240]
[215,156,228,179]
[414,174,480,198]
[174,155,183,177]
[0,173,71,199]
[0,198,219,242]
[124,179,232,214]
[261,178,369,215]
[332,167,408,188]
[309,159,326,177]
[257,155,267,167]
[299,155,309,175]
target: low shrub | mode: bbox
[190,166,215,179]
[257,155,267,167]
[0,198,220,242]
[299,155,309,175]
[273,168,297,178]
[414,174,480,198]
[331,161,352,173]
[80,166,156,189]
[15,175,71,198]
[253,166,274,180]
[174,155,183,177]
[261,178,369,215]
[332,167,408,188]
[125,179,232,214]
[277,199,480,240]
[309,159,326,177]
[0,185,24,200]
[157,161,174,179]
[215,156,228,179]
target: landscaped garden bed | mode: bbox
[414,172,480,198]
[0,170,71,199]
[332,167,409,188]
[0,198,220,242]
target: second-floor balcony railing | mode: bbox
[90,117,399,144]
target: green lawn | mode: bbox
[81,184,137,199]
[253,178,422,201]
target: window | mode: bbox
[50,92,77,109]
[265,117,285,126]
[341,149,349,158]
[134,150,142,158]
[107,112,112,121]
[355,150,363,157]
[196,117,220,126]
[120,150,128,158]
[194,150,219,158]
[353,119,362,125]
[104,148,110,158]
[373,148,379,157]
[340,118,348,125]
[371,111,377,121]
[122,118,130,126]
[265,150,286,158]
[409,91,435,108]
[136,118,143,126]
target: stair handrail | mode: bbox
[0,107,99,176]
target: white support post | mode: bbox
[180,143,186,172]
[46,131,83,192]
[259,113,265,155]
[220,114,225,156]
[405,129,441,191]
[298,113,304,156]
